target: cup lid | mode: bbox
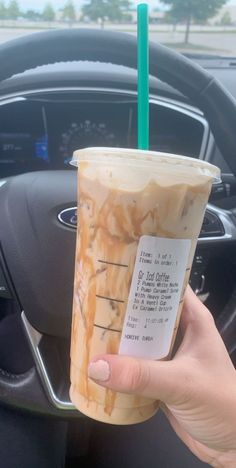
[70,147,221,183]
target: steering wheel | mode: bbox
[0,29,236,416]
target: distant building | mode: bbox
[210,5,236,25]
[149,10,165,24]
[55,9,81,21]
[54,6,165,24]
[115,8,165,24]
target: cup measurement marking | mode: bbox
[95,257,189,337]
[96,294,125,304]
[96,260,128,303]
[94,260,128,334]
[98,259,129,268]
[94,323,122,333]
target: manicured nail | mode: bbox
[88,360,110,382]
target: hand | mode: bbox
[88,287,236,468]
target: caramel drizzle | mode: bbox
[74,173,212,415]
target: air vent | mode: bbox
[199,210,225,238]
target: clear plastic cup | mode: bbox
[69,147,220,425]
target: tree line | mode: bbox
[0,0,229,44]
[0,0,132,22]
[0,0,76,21]
[163,0,228,43]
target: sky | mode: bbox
[15,1,236,13]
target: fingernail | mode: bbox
[88,360,110,382]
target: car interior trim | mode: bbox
[21,312,75,411]
[198,204,236,244]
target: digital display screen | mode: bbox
[0,133,32,162]
[150,107,204,157]
[0,100,49,174]
[129,103,204,158]
[0,133,49,164]
[35,135,49,162]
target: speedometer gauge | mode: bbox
[59,120,116,164]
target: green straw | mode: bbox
[137,2,149,150]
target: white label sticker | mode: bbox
[119,236,191,360]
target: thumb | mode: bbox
[88,355,191,404]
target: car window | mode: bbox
[0,0,235,59]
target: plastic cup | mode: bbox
[69,147,220,425]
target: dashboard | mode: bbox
[0,92,207,178]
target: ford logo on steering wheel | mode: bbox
[58,207,77,229]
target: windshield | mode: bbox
[0,0,236,58]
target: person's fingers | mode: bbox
[161,404,196,452]
[180,286,215,336]
[88,288,231,404]
[88,355,193,404]
[176,287,233,365]
[160,405,208,464]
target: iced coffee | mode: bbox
[70,147,220,425]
